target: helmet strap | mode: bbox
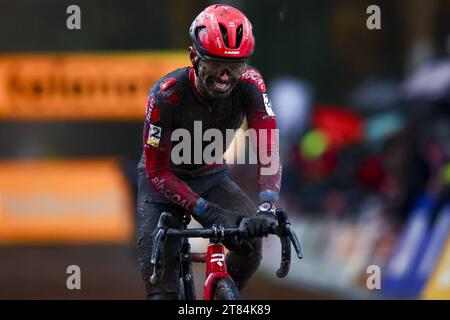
[193,57,200,77]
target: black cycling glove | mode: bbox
[239,213,277,239]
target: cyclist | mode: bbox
[136,4,282,300]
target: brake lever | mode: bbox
[276,209,303,260]
[150,228,166,285]
[285,224,303,259]
[150,228,165,266]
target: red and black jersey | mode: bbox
[138,66,281,213]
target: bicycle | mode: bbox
[149,208,303,300]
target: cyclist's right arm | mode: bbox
[143,93,207,214]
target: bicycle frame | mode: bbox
[179,227,232,300]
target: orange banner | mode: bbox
[0,159,134,243]
[0,52,189,120]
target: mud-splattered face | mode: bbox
[196,58,246,99]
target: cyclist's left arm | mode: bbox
[240,67,282,207]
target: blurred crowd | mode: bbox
[228,51,450,298]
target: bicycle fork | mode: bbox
[180,237,196,300]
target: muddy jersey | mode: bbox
[138,66,281,213]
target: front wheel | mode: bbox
[213,278,240,300]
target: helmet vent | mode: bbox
[236,24,243,48]
[218,23,229,48]
[195,27,207,50]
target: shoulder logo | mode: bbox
[241,69,266,93]
[159,78,178,91]
[159,77,180,105]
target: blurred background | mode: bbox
[1,0,450,299]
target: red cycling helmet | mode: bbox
[189,4,255,62]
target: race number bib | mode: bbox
[263,93,275,116]
[147,124,162,147]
